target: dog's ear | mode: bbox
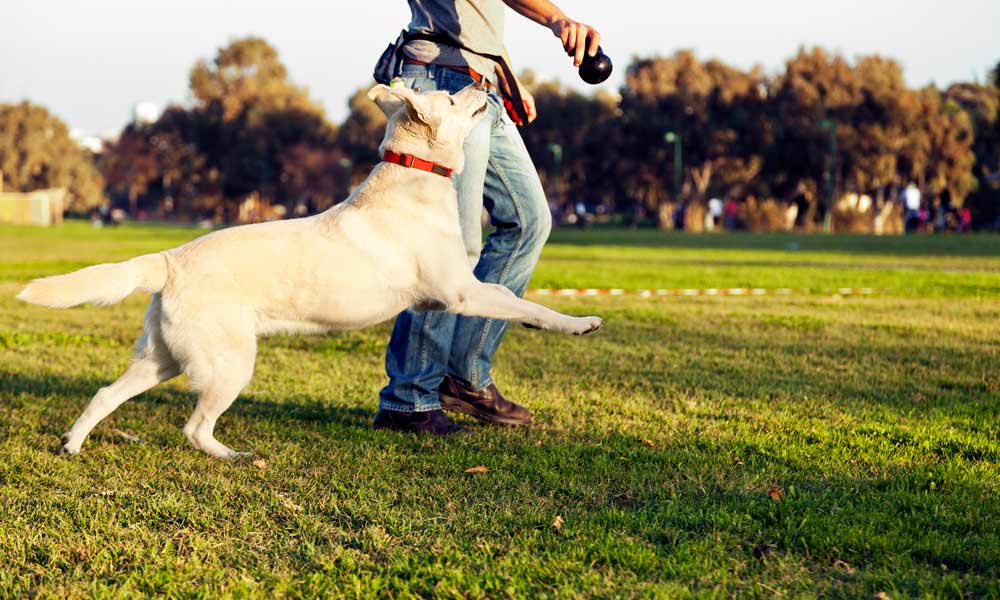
[368,84,431,124]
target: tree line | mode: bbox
[2,37,998,229]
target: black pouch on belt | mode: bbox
[372,29,530,126]
[373,30,407,85]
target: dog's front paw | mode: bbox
[573,316,604,336]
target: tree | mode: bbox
[99,124,161,215]
[617,51,770,219]
[0,101,105,211]
[189,37,322,124]
[337,84,388,172]
[768,47,862,221]
[519,72,620,211]
[150,107,210,217]
[187,37,338,217]
[947,80,1000,225]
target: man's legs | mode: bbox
[447,106,552,390]
[379,84,551,416]
[378,71,493,414]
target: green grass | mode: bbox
[1,222,998,597]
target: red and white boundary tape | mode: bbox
[528,287,877,298]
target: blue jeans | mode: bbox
[378,64,552,413]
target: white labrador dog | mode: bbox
[18,83,603,458]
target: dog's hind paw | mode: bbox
[59,433,80,456]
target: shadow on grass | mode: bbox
[0,370,373,433]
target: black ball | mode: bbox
[579,46,613,85]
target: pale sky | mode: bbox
[1,0,997,136]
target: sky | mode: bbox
[1,0,998,137]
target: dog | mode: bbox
[17,83,603,458]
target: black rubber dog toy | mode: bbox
[579,46,613,85]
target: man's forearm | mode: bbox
[501,0,568,29]
[501,0,601,65]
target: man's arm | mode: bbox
[502,0,601,67]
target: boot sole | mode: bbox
[439,393,532,426]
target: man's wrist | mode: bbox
[545,12,569,33]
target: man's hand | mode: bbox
[520,89,537,124]
[496,51,538,125]
[548,17,601,67]
[497,71,537,125]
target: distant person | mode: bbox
[960,206,972,232]
[903,183,922,233]
[708,197,723,230]
[724,197,738,230]
[577,200,589,228]
[673,202,686,231]
[373,0,604,435]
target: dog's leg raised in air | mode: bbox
[450,283,603,335]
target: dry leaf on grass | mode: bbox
[552,515,564,530]
[110,428,141,443]
[642,439,656,448]
[277,493,303,512]
[768,486,782,502]
[252,459,267,470]
[832,559,855,574]
[463,466,489,474]
[874,593,891,600]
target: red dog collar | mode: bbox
[382,150,453,178]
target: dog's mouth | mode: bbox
[472,102,488,118]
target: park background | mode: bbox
[1,0,1000,231]
[1,1,998,597]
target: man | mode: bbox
[374,0,602,434]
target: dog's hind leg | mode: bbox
[179,330,256,459]
[61,296,180,455]
[451,283,604,335]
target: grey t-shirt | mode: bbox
[402,0,506,85]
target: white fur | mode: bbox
[19,84,603,458]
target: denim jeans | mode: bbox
[378,64,552,413]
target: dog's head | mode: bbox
[368,83,490,174]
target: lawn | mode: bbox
[1,222,998,597]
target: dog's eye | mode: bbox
[449,97,456,106]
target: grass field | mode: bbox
[1,222,998,597]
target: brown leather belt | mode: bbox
[402,57,493,90]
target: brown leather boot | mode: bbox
[439,376,532,426]
[372,408,472,436]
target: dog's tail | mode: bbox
[17,253,168,308]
